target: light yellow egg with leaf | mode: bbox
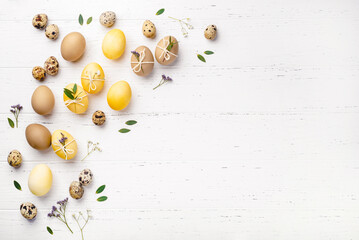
[107,81,132,110]
[28,164,53,196]
[81,62,105,94]
[51,130,77,160]
[102,29,126,59]
[63,83,89,114]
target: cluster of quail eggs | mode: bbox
[69,169,93,199]
[32,13,59,40]
[32,56,59,81]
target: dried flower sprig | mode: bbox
[81,141,102,161]
[153,74,173,90]
[58,132,68,146]
[72,210,92,240]
[131,50,144,73]
[48,198,73,234]
[8,104,22,128]
[168,16,193,37]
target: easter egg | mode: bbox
[28,164,53,196]
[130,46,154,77]
[102,29,126,59]
[25,123,52,150]
[61,32,86,62]
[63,83,89,114]
[81,62,105,94]
[52,130,77,160]
[31,85,55,115]
[155,36,179,65]
[107,81,132,110]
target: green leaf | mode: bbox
[125,120,137,126]
[79,14,83,25]
[96,185,106,194]
[13,180,21,191]
[7,118,14,128]
[87,17,92,25]
[204,51,214,55]
[97,196,108,202]
[73,83,77,94]
[197,54,206,62]
[64,88,75,100]
[119,128,131,133]
[156,8,165,15]
[47,226,53,235]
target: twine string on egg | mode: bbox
[131,48,154,73]
[53,139,76,160]
[156,38,178,61]
[81,70,105,91]
[64,94,88,106]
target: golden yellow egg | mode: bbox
[102,29,126,59]
[81,62,105,94]
[63,83,89,114]
[51,130,77,160]
[107,81,132,110]
[28,164,53,196]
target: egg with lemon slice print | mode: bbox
[52,130,77,160]
[63,83,89,114]
[81,62,105,94]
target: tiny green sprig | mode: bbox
[166,36,178,52]
[79,14,92,25]
[197,50,215,63]
[73,210,92,240]
[64,84,82,100]
[168,16,193,37]
[81,141,102,161]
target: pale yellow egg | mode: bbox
[52,130,77,160]
[81,62,105,94]
[107,81,132,110]
[102,29,126,59]
[63,83,89,114]
[28,164,53,196]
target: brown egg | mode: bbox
[130,46,154,77]
[61,32,86,62]
[31,86,55,115]
[25,124,52,150]
[155,36,179,65]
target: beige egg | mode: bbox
[28,164,53,196]
[155,36,179,65]
[61,32,86,62]
[130,46,154,77]
[31,86,55,115]
[25,124,52,150]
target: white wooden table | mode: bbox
[1,0,359,239]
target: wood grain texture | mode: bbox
[1,0,359,239]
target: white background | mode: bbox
[1,0,359,239]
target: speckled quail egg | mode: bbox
[79,169,93,186]
[44,56,59,75]
[92,110,106,126]
[69,181,84,199]
[142,20,156,38]
[32,14,48,29]
[20,202,37,220]
[32,66,46,81]
[7,150,22,168]
[204,24,217,40]
[45,24,59,40]
[100,11,116,27]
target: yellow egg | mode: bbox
[63,83,89,114]
[52,130,77,160]
[102,29,126,59]
[81,62,105,94]
[107,81,132,110]
[28,164,53,196]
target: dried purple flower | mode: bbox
[131,50,140,58]
[154,74,173,90]
[48,198,73,234]
[9,104,22,128]
[58,133,68,145]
